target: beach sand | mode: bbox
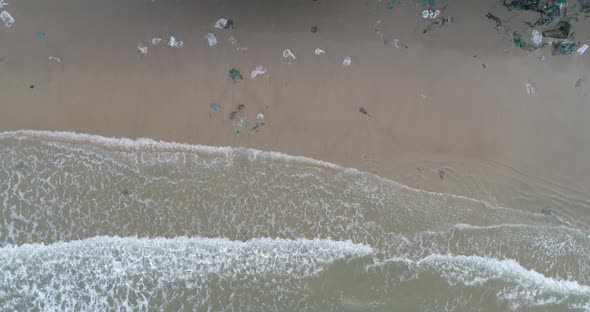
[1,0,590,218]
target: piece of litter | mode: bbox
[205,33,217,47]
[209,103,221,112]
[422,10,430,18]
[541,207,552,216]
[531,30,543,46]
[392,39,400,48]
[168,36,183,48]
[0,1,7,9]
[250,65,267,79]
[577,44,589,55]
[422,9,440,19]
[282,49,296,62]
[358,107,369,115]
[137,44,148,56]
[151,37,162,45]
[342,56,352,67]
[526,82,536,95]
[214,18,233,29]
[314,48,326,55]
[438,169,445,180]
[229,68,243,82]
[48,56,61,63]
[257,113,264,123]
[37,32,46,39]
[1,11,15,28]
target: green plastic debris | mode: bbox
[552,41,578,55]
[229,68,243,82]
[387,0,397,10]
[209,103,221,112]
[514,36,526,48]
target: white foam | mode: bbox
[0,236,373,310]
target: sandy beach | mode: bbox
[1,0,590,215]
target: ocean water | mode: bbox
[0,130,589,311]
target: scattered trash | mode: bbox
[485,12,502,28]
[421,9,440,19]
[209,103,221,112]
[577,44,589,55]
[358,107,370,116]
[167,36,183,48]
[552,41,577,55]
[513,33,526,49]
[48,56,61,63]
[1,10,14,28]
[438,169,445,180]
[250,65,267,79]
[423,16,453,34]
[311,26,318,33]
[137,44,148,56]
[0,0,7,9]
[229,68,243,82]
[314,48,326,55]
[214,18,233,29]
[151,37,162,45]
[531,30,543,46]
[542,21,570,39]
[205,33,217,46]
[387,0,397,10]
[29,84,34,89]
[252,113,265,131]
[541,207,552,216]
[282,49,296,62]
[37,31,46,39]
[526,82,536,95]
[343,56,352,67]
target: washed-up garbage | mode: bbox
[250,65,267,79]
[229,68,243,82]
[167,36,183,48]
[422,9,440,19]
[311,26,318,33]
[358,107,369,116]
[0,0,7,9]
[541,207,552,216]
[577,44,589,55]
[423,16,453,34]
[314,48,326,55]
[282,49,296,62]
[542,21,570,39]
[205,33,217,46]
[486,12,503,28]
[151,37,162,45]
[531,30,543,45]
[214,18,233,29]
[252,113,265,131]
[343,56,352,67]
[552,41,577,55]
[1,11,14,28]
[48,56,61,63]
[137,44,148,56]
[209,103,221,112]
[37,32,46,39]
[526,82,536,95]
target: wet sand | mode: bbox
[1,0,590,217]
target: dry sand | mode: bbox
[1,0,590,217]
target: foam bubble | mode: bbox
[0,236,372,311]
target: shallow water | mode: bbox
[0,130,588,311]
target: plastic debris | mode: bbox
[358,107,369,116]
[438,169,445,180]
[37,32,46,39]
[314,48,326,55]
[577,44,589,55]
[151,37,162,45]
[209,103,221,112]
[282,49,296,62]
[250,65,267,79]
[531,30,543,46]
[526,82,536,95]
[552,41,577,55]
[342,56,352,67]
[542,21,570,39]
[137,44,148,56]
[311,26,318,33]
[229,68,243,82]
[214,18,233,29]
[0,1,7,9]
[541,207,552,216]
[205,33,217,46]
[1,11,14,28]
[485,12,502,28]
[167,36,183,48]
[253,113,265,131]
[48,56,61,63]
[422,9,440,19]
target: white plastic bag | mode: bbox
[343,56,352,67]
[206,33,217,46]
[251,65,267,79]
[1,11,14,28]
[214,18,229,29]
[314,48,326,55]
[282,49,296,62]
